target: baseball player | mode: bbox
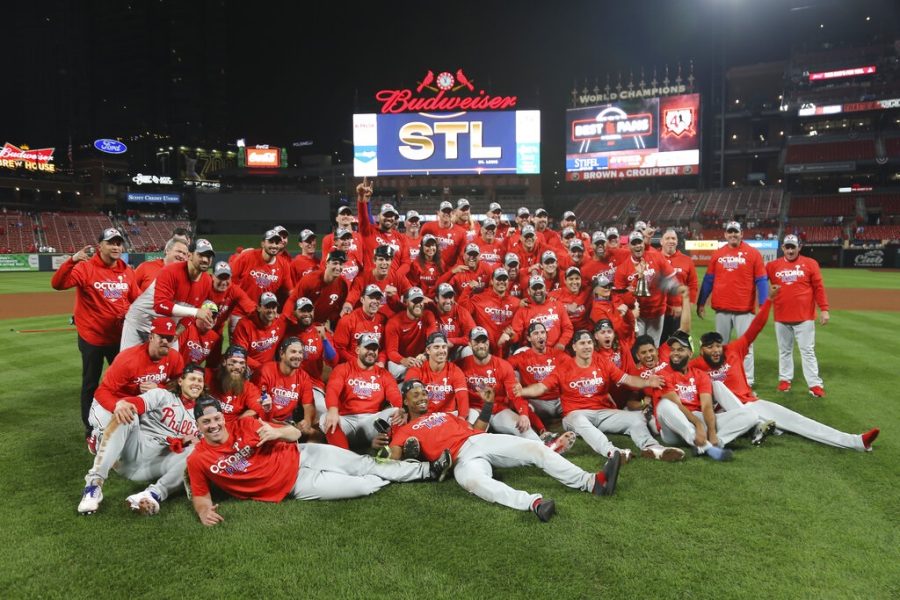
[420,200,467,266]
[430,282,477,358]
[77,363,205,516]
[403,210,422,261]
[385,287,436,380]
[332,284,388,365]
[550,266,593,331]
[175,315,220,367]
[250,337,315,428]
[231,291,287,375]
[508,322,565,428]
[321,204,361,257]
[230,229,294,309]
[204,260,256,368]
[511,275,574,351]
[452,198,478,242]
[532,208,561,249]
[320,228,363,285]
[188,397,452,526]
[470,268,520,354]
[766,234,830,396]
[205,345,259,423]
[437,242,493,303]
[469,218,505,267]
[121,238,217,350]
[531,249,562,292]
[344,244,411,318]
[287,249,349,326]
[290,229,319,283]
[51,227,138,446]
[659,228,699,343]
[696,221,768,386]
[511,225,547,275]
[406,332,470,417]
[390,383,622,522]
[355,178,410,271]
[284,297,338,415]
[133,235,189,292]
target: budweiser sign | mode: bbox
[375,68,517,114]
[0,142,56,173]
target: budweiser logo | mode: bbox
[0,142,54,162]
[374,69,517,114]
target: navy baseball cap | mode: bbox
[193,395,223,420]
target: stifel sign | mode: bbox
[0,142,56,173]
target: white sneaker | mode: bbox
[125,490,161,516]
[78,483,103,514]
[751,419,776,446]
[641,444,685,462]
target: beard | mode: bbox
[217,368,245,395]
[703,353,724,369]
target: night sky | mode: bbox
[6,0,899,175]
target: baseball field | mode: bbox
[0,269,897,599]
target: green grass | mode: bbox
[0,279,898,598]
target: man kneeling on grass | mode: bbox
[186,397,451,526]
[388,381,622,523]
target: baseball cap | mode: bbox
[605,227,619,239]
[358,333,380,349]
[482,217,497,229]
[504,252,520,267]
[594,318,614,332]
[535,208,548,217]
[527,321,547,335]
[192,238,215,256]
[572,329,593,344]
[629,231,644,244]
[439,200,453,212]
[469,326,490,341]
[700,331,724,347]
[150,316,176,335]
[666,330,693,352]
[259,292,278,307]
[517,207,531,217]
[274,225,289,237]
[594,274,612,288]
[326,249,347,263]
[363,284,384,298]
[541,250,557,263]
[374,244,394,259]
[299,229,316,242]
[400,378,425,396]
[335,227,353,239]
[295,296,314,310]
[99,227,124,243]
[422,233,438,245]
[380,203,399,217]
[725,221,741,232]
[223,345,248,360]
[492,267,509,280]
[337,205,353,215]
[213,261,232,278]
[193,395,223,420]
[562,210,577,221]
[437,283,456,297]
[521,224,536,237]
[405,210,421,222]
[406,287,426,302]
[570,240,585,252]
[489,202,502,213]
[565,266,581,278]
[529,275,546,289]
[783,234,800,246]
[457,198,470,210]
[592,231,607,245]
[426,331,448,347]
[562,227,576,239]
[465,243,480,256]
[263,229,282,242]
[181,362,205,378]
[634,220,647,232]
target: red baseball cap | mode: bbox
[150,317,176,335]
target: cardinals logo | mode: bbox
[664,108,694,137]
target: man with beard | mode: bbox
[287,249,349,326]
[503,252,526,299]
[333,284,388,365]
[285,297,338,415]
[511,276,574,352]
[592,318,637,410]
[356,178,410,271]
[691,291,879,452]
[406,332,469,418]
[385,287,436,380]
[532,208,561,249]
[232,292,287,376]
[251,337,315,430]
[389,383,620,523]
[430,282,477,359]
[580,231,615,285]
[345,244,411,319]
[290,229,320,283]
[205,345,259,423]
[512,225,546,277]
[508,322,565,430]
[516,330,679,463]
[322,334,405,451]
[452,198,478,242]
[469,218,505,267]
[230,229,294,308]
[77,363,204,516]
[471,268,520,354]
[590,275,635,349]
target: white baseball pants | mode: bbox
[452,434,595,511]
[712,381,864,451]
[527,398,562,423]
[652,399,756,449]
[483,408,542,441]
[387,361,408,381]
[320,407,398,448]
[715,311,755,385]
[312,387,326,417]
[290,443,429,500]
[562,408,657,457]
[775,320,822,387]
[637,314,665,346]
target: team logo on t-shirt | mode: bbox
[348,376,381,398]
[210,443,253,475]
[569,371,604,395]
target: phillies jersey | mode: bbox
[385,311,437,364]
[282,323,338,388]
[133,258,164,292]
[290,254,319,284]
[469,237,506,267]
[666,367,712,412]
[595,344,637,407]
[511,299,574,349]
[231,313,287,373]
[706,242,766,312]
[332,307,388,364]
[508,347,566,401]
[590,299,635,348]
[51,253,138,346]
[209,283,256,334]
[455,354,524,414]
[549,285,593,331]
[614,253,677,319]
[231,249,293,306]
[176,319,221,366]
[205,371,260,423]
[345,268,410,318]
[406,361,469,416]
[390,412,482,462]
[286,270,349,326]
[540,355,628,414]
[251,362,314,423]
[187,417,299,502]
[126,261,213,328]
[470,290,520,348]
[357,199,410,271]
[322,230,362,256]
[430,303,477,349]
[319,246,364,284]
[325,361,401,415]
[766,255,828,322]
[119,388,198,441]
[405,259,444,299]
[438,262,494,303]
[663,250,699,313]
[420,221,467,266]
[94,343,184,412]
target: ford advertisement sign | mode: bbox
[94,139,128,154]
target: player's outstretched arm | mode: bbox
[193,493,224,526]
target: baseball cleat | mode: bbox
[777,380,791,393]
[544,431,576,454]
[401,437,421,460]
[751,419,777,446]
[808,386,826,398]
[86,432,98,455]
[705,445,734,462]
[862,428,880,451]
[593,451,622,497]
[532,498,556,522]
[77,483,103,515]
[125,490,161,516]
[430,449,453,482]
[609,448,632,464]
[641,444,685,462]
